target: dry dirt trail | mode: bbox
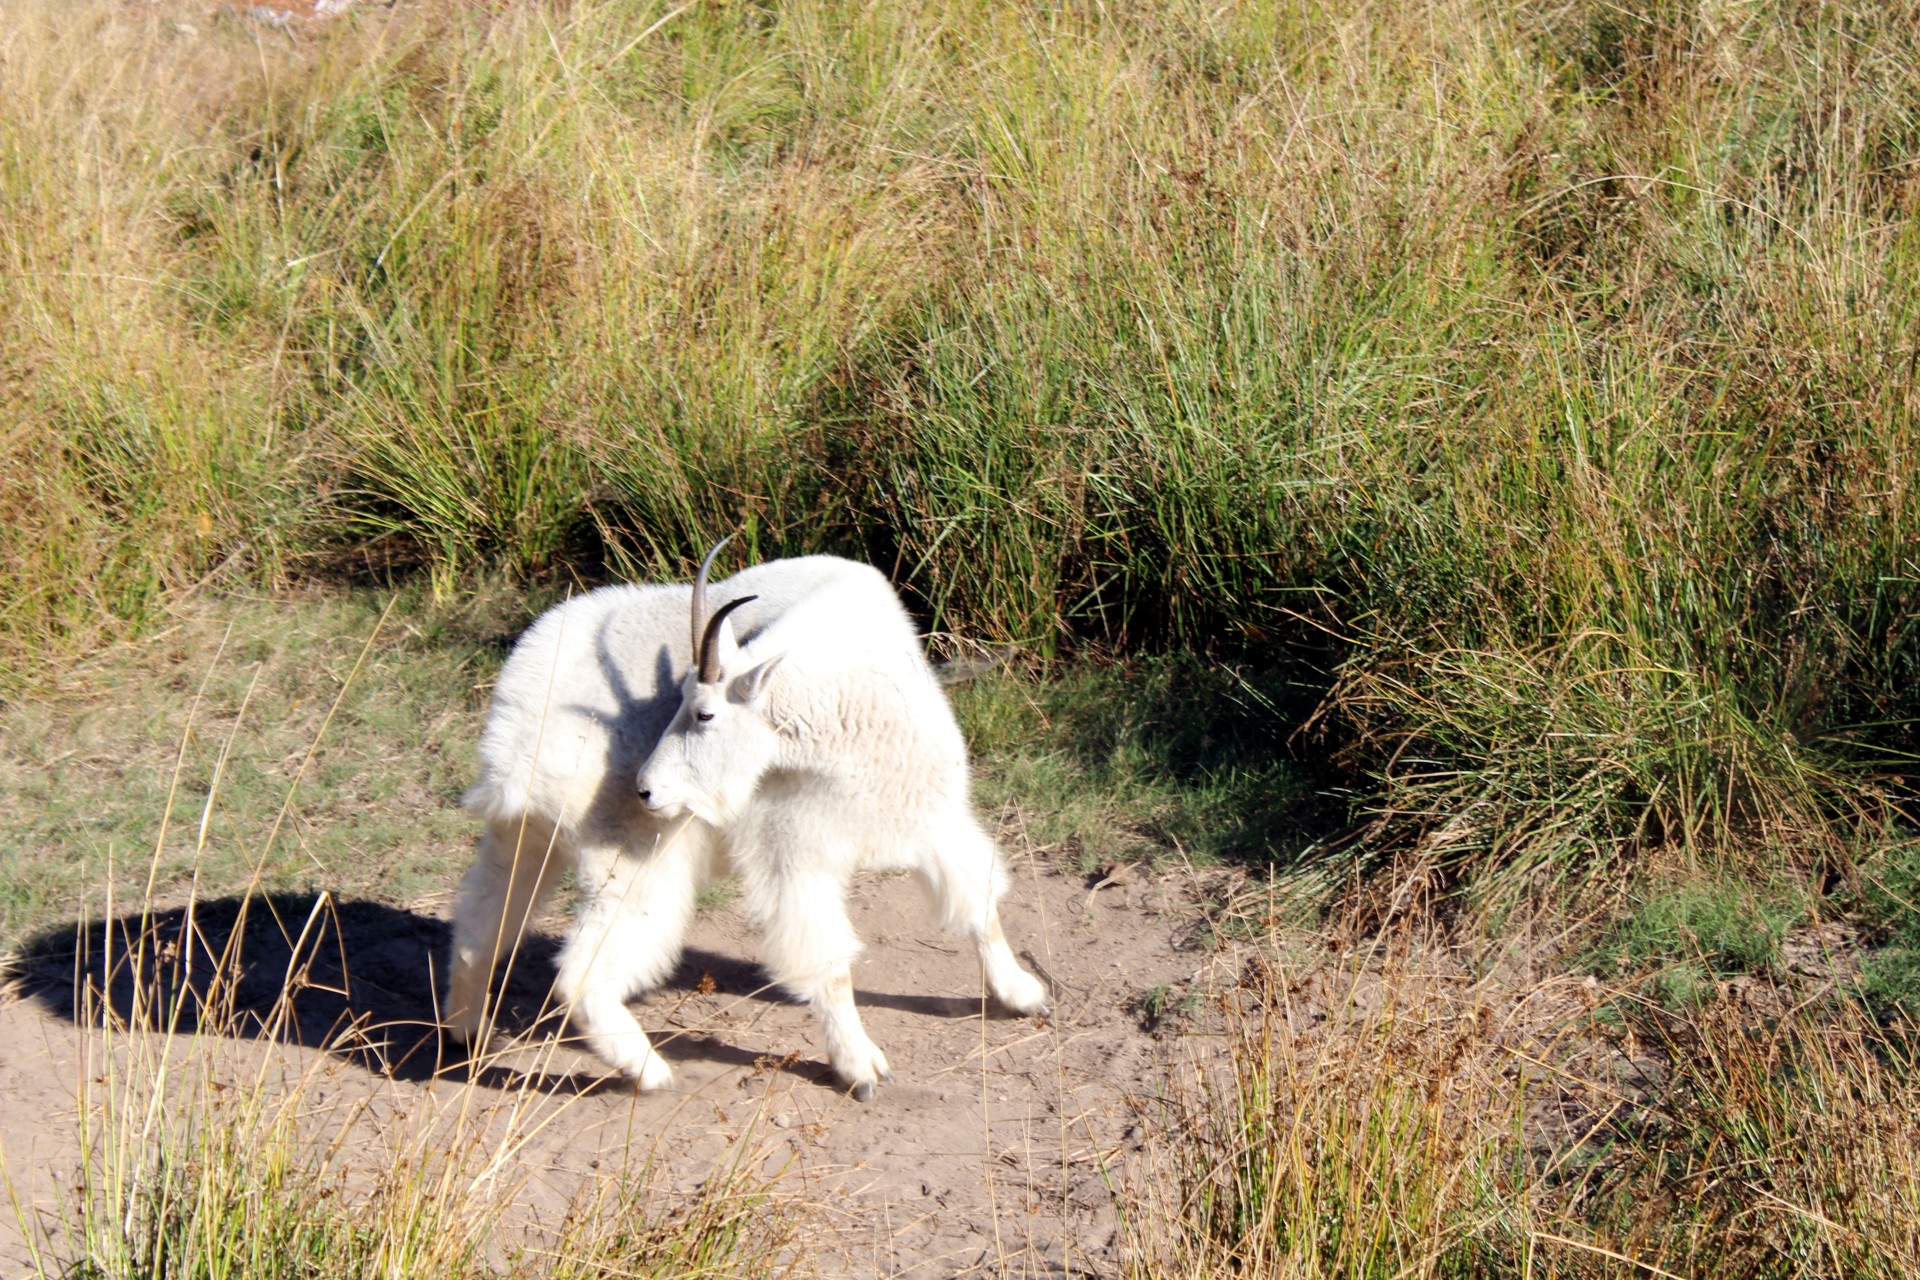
[1,857,1243,1277]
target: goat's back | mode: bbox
[466,555,948,833]
[717,556,922,666]
[465,583,693,832]
[722,557,969,814]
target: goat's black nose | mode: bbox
[637,788,651,801]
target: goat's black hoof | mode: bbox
[852,1080,876,1103]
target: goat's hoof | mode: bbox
[996,969,1051,1016]
[631,1058,676,1093]
[851,1080,876,1103]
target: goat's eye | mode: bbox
[695,710,715,723]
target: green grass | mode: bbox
[0,590,520,952]
[952,656,1333,872]
[1857,839,1920,1016]
[1584,876,1805,1008]
[46,1109,797,1280]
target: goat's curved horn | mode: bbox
[698,596,758,684]
[689,536,734,663]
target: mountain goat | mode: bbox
[446,542,1049,1098]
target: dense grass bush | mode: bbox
[5,0,1918,884]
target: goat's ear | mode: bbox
[727,652,785,707]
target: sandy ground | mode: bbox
[1,857,1243,1277]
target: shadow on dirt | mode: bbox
[8,893,942,1094]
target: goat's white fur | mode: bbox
[446,555,1048,1096]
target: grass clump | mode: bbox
[1139,954,1539,1278]
[1590,1000,1920,1279]
[51,1110,489,1280]
[1584,876,1804,1008]
[1857,839,1920,1017]
[27,925,800,1280]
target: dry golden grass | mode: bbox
[1131,935,1920,1279]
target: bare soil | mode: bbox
[0,856,1243,1277]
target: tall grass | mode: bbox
[5,0,1918,883]
[1136,946,1920,1278]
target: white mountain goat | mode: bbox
[445,542,1050,1098]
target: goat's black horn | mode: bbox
[698,596,757,684]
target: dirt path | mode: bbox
[1,858,1239,1277]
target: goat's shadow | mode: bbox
[8,893,974,1094]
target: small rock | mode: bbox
[241,5,294,30]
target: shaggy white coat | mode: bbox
[446,556,1048,1095]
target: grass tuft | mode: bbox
[1584,877,1804,1008]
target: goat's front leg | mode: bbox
[812,967,891,1102]
[755,868,890,1099]
[552,830,705,1090]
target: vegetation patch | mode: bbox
[1584,876,1805,1009]
[8,0,1920,1271]
[1138,950,1920,1279]
[952,656,1334,873]
[4,0,1919,905]
[0,590,518,952]
[1858,839,1920,1017]
[0,592,1332,953]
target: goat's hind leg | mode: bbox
[551,824,709,1091]
[923,823,1050,1016]
[447,815,567,1051]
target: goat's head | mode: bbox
[635,537,786,825]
